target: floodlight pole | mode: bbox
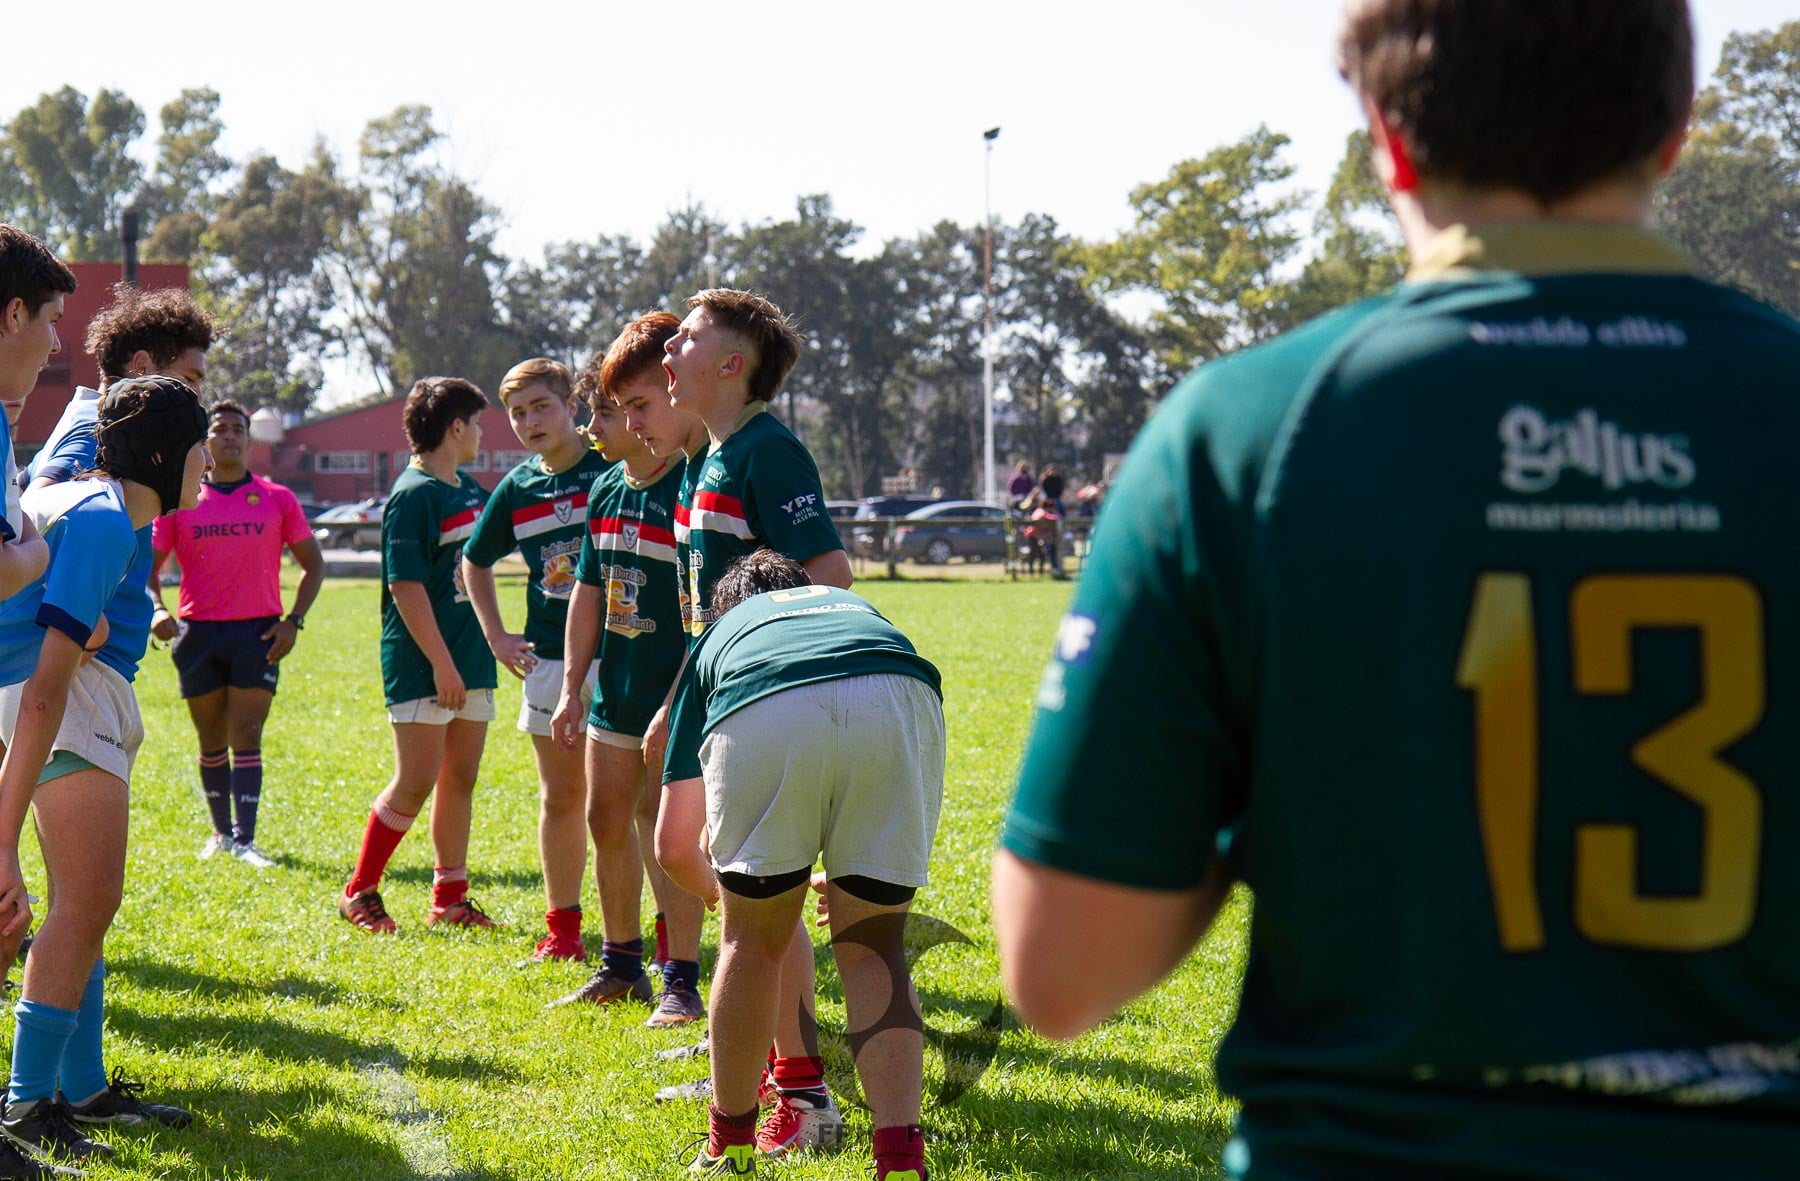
[982,127,1000,505]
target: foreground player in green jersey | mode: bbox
[995,2,1800,1178]
[463,358,612,963]
[549,314,706,1024]
[340,378,499,934]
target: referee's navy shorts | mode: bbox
[171,616,282,699]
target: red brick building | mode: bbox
[260,394,529,503]
[17,262,190,456]
[19,262,530,504]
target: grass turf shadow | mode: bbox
[102,1002,518,1085]
[97,1077,517,1181]
[109,956,404,1013]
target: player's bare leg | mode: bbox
[425,718,490,927]
[530,732,587,960]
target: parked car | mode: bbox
[850,495,943,557]
[312,497,386,550]
[893,500,1009,564]
[827,499,859,546]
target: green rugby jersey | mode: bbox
[664,585,940,782]
[675,403,843,639]
[463,447,614,660]
[574,457,686,737]
[380,464,498,705]
[1003,224,1800,1179]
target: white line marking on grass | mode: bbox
[359,1060,475,1179]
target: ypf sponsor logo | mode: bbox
[798,912,1003,1110]
[1498,405,1695,494]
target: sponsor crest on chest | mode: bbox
[553,498,575,525]
[622,522,639,549]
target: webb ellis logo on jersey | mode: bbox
[1498,405,1696,494]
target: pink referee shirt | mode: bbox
[151,474,312,621]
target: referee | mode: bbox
[150,399,323,866]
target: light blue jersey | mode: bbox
[0,480,145,683]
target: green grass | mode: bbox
[29,575,1248,1180]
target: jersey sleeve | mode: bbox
[274,485,312,546]
[150,513,176,557]
[462,474,516,568]
[742,431,843,563]
[383,482,434,584]
[663,648,709,782]
[38,506,135,647]
[1001,383,1255,891]
[34,421,95,487]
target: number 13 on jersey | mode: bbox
[1457,573,1764,953]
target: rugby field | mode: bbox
[36,574,1247,1180]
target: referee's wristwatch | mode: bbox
[285,613,306,630]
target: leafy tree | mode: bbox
[1281,131,1405,327]
[501,203,725,368]
[142,89,232,263]
[887,221,986,499]
[1087,126,1307,371]
[0,87,145,260]
[1658,23,1800,317]
[202,147,360,414]
[331,106,514,395]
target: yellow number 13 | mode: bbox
[1456,573,1764,953]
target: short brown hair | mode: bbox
[208,398,250,426]
[710,548,811,616]
[402,376,489,453]
[685,289,803,404]
[598,311,681,403]
[1337,0,1694,205]
[498,357,573,406]
[0,225,77,317]
[86,282,217,381]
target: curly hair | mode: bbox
[85,282,217,382]
[709,548,811,617]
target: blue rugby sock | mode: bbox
[666,958,701,994]
[57,959,108,1105]
[10,999,79,1106]
[602,939,645,983]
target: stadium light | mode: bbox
[982,127,1000,505]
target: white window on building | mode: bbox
[316,451,371,473]
[490,450,534,472]
[459,451,490,474]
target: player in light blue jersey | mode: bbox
[0,376,208,1167]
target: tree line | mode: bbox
[2,23,1792,499]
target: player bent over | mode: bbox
[548,315,706,1024]
[662,550,941,1180]
[0,377,208,1172]
[462,359,612,962]
[150,399,324,867]
[339,378,499,933]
